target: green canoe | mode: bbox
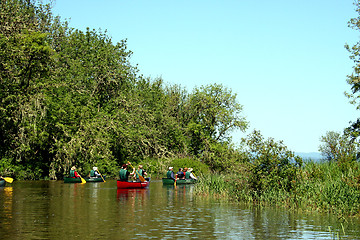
[162,178,197,185]
[85,176,106,182]
[64,176,106,183]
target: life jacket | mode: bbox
[119,168,128,181]
[136,169,143,179]
[70,170,75,178]
[177,171,184,178]
[185,171,191,179]
[166,170,173,178]
[90,170,95,177]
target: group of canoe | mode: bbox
[62,165,198,189]
[64,164,152,189]
[64,176,196,186]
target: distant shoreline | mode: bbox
[295,152,322,161]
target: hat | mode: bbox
[169,167,173,170]
[93,167,98,171]
[188,168,193,172]
[71,166,76,170]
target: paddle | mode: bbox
[80,175,86,184]
[3,177,13,183]
[128,162,145,182]
[97,169,106,182]
[138,173,145,182]
[173,172,177,187]
[77,172,86,184]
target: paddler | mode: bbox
[119,163,135,181]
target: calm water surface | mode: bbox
[1,180,360,239]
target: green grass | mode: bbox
[194,161,360,217]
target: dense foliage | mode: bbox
[345,0,360,141]
[318,131,360,174]
[243,130,302,195]
[0,0,248,179]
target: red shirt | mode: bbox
[74,171,80,178]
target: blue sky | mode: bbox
[52,0,359,153]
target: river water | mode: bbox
[1,179,360,239]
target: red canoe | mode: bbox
[117,178,150,189]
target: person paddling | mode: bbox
[176,168,185,179]
[119,164,135,181]
[187,168,197,180]
[135,165,147,182]
[70,166,81,178]
[167,167,175,181]
[90,167,101,178]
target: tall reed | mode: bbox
[194,173,230,198]
[194,161,360,216]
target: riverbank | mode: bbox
[194,160,360,217]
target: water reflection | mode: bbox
[162,184,195,203]
[1,186,13,234]
[0,180,360,239]
[3,186,13,214]
[116,188,150,203]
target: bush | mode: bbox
[243,130,302,195]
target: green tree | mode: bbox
[46,27,137,178]
[0,0,140,179]
[0,0,56,178]
[185,84,248,158]
[243,130,302,194]
[345,0,360,140]
[319,131,359,163]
